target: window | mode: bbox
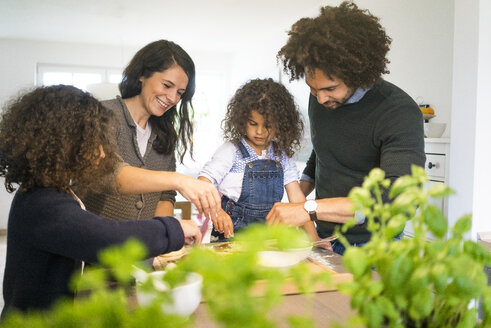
[36,63,228,176]
[37,64,122,91]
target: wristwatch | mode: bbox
[304,200,318,221]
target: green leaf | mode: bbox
[410,164,427,180]
[463,240,491,265]
[366,281,384,297]
[337,281,359,296]
[98,238,148,284]
[451,214,472,237]
[430,263,448,293]
[389,176,418,199]
[447,256,488,298]
[375,296,400,321]
[455,308,477,328]
[343,247,369,278]
[378,251,413,292]
[349,187,375,208]
[362,168,386,189]
[427,183,454,198]
[391,188,421,215]
[409,288,433,319]
[423,205,447,238]
[362,302,383,328]
[385,214,407,239]
[287,316,315,328]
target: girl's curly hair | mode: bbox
[222,78,303,158]
[0,85,119,194]
[277,1,392,89]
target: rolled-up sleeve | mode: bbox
[198,142,236,186]
[282,155,300,186]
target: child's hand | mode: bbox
[303,222,333,252]
[311,236,333,251]
[179,219,202,245]
[212,209,234,239]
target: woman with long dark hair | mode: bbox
[82,40,220,222]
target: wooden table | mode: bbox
[193,290,355,328]
[191,248,356,327]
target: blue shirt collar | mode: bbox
[240,138,273,158]
[345,87,370,104]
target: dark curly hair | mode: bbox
[119,40,195,162]
[277,1,392,89]
[0,85,119,194]
[222,78,303,158]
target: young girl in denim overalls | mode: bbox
[198,78,319,242]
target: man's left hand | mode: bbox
[266,202,310,226]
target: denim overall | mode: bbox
[211,142,284,242]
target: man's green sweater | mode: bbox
[305,79,425,243]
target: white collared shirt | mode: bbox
[199,139,299,201]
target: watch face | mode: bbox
[304,200,317,212]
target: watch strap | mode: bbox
[308,211,318,221]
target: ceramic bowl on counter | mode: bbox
[424,122,447,138]
[135,270,203,316]
[257,246,312,269]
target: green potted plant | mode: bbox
[163,224,331,328]
[0,226,331,328]
[335,166,491,328]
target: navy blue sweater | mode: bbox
[2,188,184,316]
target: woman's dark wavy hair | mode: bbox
[277,1,392,89]
[119,40,195,162]
[0,85,119,194]
[222,78,304,158]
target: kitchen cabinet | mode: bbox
[404,138,451,240]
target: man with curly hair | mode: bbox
[267,1,425,255]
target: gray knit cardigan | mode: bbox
[81,97,177,221]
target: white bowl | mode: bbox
[424,122,446,138]
[258,246,312,269]
[136,271,203,316]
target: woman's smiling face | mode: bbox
[138,65,189,117]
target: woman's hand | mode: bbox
[116,167,221,220]
[176,175,221,221]
[179,219,202,245]
[212,208,234,239]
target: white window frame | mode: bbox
[36,63,123,90]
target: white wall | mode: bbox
[363,0,454,133]
[473,0,491,236]
[0,1,456,229]
[448,0,491,239]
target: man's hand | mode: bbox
[179,219,202,245]
[266,202,310,226]
[211,208,234,239]
[176,175,221,221]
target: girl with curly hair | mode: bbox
[0,85,201,315]
[198,78,319,242]
[81,40,221,223]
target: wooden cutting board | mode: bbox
[154,244,353,296]
[251,258,352,296]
